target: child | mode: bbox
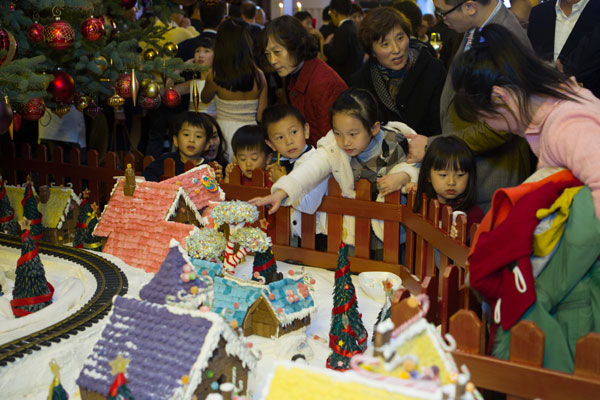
[202,113,228,181]
[143,111,210,182]
[224,125,272,186]
[409,136,484,238]
[262,104,329,248]
[250,88,418,246]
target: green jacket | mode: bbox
[492,186,600,373]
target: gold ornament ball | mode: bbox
[162,42,178,57]
[140,78,151,89]
[93,56,108,74]
[144,81,160,98]
[53,104,71,118]
[107,93,125,109]
[75,96,89,112]
[143,48,159,61]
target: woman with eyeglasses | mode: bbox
[451,24,600,219]
[352,7,446,136]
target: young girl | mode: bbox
[250,88,418,245]
[410,136,484,238]
[201,18,268,162]
[199,113,227,181]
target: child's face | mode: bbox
[332,113,379,158]
[173,122,208,162]
[204,124,221,161]
[429,168,469,204]
[265,115,310,159]
[194,46,214,67]
[236,147,267,179]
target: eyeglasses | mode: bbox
[434,0,468,18]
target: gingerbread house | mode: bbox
[212,275,316,338]
[161,165,225,227]
[76,296,258,400]
[5,184,81,244]
[94,177,204,273]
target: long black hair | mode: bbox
[213,18,261,92]
[451,24,579,127]
[202,113,229,168]
[413,136,477,213]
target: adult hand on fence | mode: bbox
[249,190,287,214]
[405,133,428,163]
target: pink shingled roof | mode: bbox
[95,179,197,273]
[162,165,224,211]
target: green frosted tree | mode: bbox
[21,182,44,241]
[73,195,92,248]
[0,180,20,234]
[83,202,103,251]
[11,219,53,317]
[326,243,368,370]
[252,247,281,284]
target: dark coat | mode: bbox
[143,152,205,182]
[323,19,364,85]
[287,57,348,146]
[351,44,446,137]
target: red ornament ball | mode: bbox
[121,0,137,9]
[44,19,75,50]
[48,71,75,103]
[139,94,161,110]
[21,98,46,121]
[80,17,104,41]
[27,22,45,43]
[12,112,21,132]
[0,28,18,65]
[163,89,181,108]
[115,73,138,98]
[0,97,13,134]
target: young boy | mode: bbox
[224,125,272,186]
[143,111,210,182]
[261,104,328,246]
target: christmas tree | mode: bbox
[326,242,368,370]
[0,0,202,130]
[48,359,68,400]
[107,353,134,400]
[73,189,91,248]
[11,218,53,317]
[21,181,44,241]
[373,279,396,336]
[252,218,281,284]
[0,179,20,234]
[83,202,103,251]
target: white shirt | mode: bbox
[554,0,590,60]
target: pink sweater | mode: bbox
[523,83,600,219]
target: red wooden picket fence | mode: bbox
[2,142,599,398]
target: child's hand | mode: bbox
[377,172,410,197]
[209,162,223,182]
[266,163,287,183]
[450,222,458,239]
[249,190,287,214]
[404,182,417,193]
[224,163,237,183]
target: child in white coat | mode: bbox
[251,88,418,246]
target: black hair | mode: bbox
[329,88,380,132]
[392,0,422,37]
[231,125,270,155]
[213,18,260,92]
[294,11,313,23]
[322,6,332,22]
[261,104,307,141]
[451,24,579,127]
[199,0,226,29]
[201,113,229,167]
[194,32,215,50]
[413,136,477,213]
[330,0,352,16]
[351,3,364,16]
[171,111,213,140]
[241,1,257,19]
[260,16,319,65]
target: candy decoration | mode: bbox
[48,70,75,103]
[44,18,75,50]
[0,96,13,135]
[201,175,218,192]
[27,22,45,43]
[21,98,46,121]
[210,200,259,227]
[185,228,226,260]
[210,382,219,390]
[181,375,190,385]
[80,16,104,41]
[0,28,18,65]
[163,88,181,107]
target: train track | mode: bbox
[0,233,128,366]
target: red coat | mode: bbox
[288,57,348,146]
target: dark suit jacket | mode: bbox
[528,0,600,62]
[323,19,364,85]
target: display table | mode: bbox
[0,247,385,399]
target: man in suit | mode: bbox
[323,0,364,85]
[176,0,226,62]
[407,0,534,211]
[528,0,600,97]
